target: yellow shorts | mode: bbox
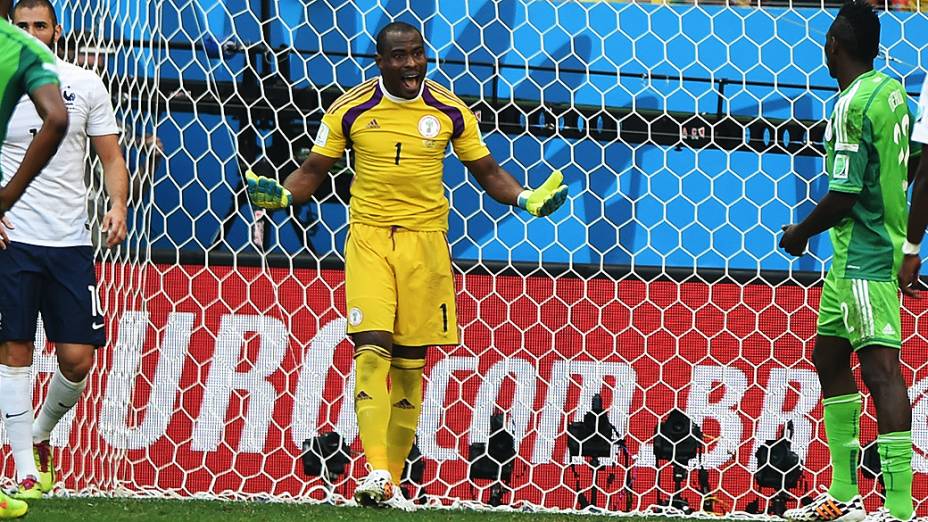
[344,223,458,346]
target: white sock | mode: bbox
[0,365,39,481]
[34,371,87,444]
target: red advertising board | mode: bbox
[24,263,928,513]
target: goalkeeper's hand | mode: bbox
[246,170,292,209]
[517,170,568,217]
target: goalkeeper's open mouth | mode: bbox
[401,71,422,94]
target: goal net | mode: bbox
[19,0,928,514]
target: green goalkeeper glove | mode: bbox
[517,170,568,217]
[246,170,292,209]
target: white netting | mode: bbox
[17,0,928,516]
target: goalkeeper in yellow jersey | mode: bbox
[247,21,567,509]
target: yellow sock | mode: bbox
[353,345,392,471]
[386,357,425,484]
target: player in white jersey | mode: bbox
[0,0,129,499]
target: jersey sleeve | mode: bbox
[19,46,58,94]
[912,76,928,145]
[310,109,348,158]
[86,74,120,136]
[828,108,870,194]
[451,107,490,162]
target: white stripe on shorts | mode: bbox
[852,279,874,338]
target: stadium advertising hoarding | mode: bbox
[30,263,928,512]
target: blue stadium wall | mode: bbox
[70,0,928,273]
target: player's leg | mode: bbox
[29,245,105,494]
[350,331,396,506]
[0,345,33,511]
[814,335,863,504]
[0,243,45,499]
[386,344,426,485]
[351,330,394,469]
[857,347,912,521]
[786,273,864,522]
[855,280,912,522]
[344,224,399,506]
[381,344,423,512]
[857,347,910,429]
[33,344,93,444]
[0,341,41,497]
[29,343,94,492]
[385,228,457,510]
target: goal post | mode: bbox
[19,0,928,513]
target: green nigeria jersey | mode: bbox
[0,18,59,176]
[825,70,911,281]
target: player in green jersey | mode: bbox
[0,7,68,241]
[780,2,914,521]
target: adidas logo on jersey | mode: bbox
[356,391,373,401]
[883,324,896,336]
[367,119,380,129]
[392,399,416,410]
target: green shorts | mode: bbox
[817,271,901,350]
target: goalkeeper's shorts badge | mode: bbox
[349,307,363,327]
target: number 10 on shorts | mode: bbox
[88,285,103,318]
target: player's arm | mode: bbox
[781,106,870,257]
[451,102,566,217]
[904,144,927,241]
[780,191,858,256]
[246,152,339,209]
[463,155,567,217]
[0,83,68,215]
[462,155,521,206]
[899,144,928,297]
[248,111,344,209]
[91,134,129,247]
[899,82,928,297]
[283,152,339,205]
[908,149,921,186]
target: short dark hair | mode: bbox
[375,21,422,55]
[833,0,880,63]
[12,0,58,26]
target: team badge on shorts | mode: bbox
[418,115,441,138]
[349,307,363,327]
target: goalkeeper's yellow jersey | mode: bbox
[312,77,490,231]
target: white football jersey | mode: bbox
[913,75,928,146]
[2,58,119,247]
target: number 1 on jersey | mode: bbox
[439,303,448,333]
[395,142,402,165]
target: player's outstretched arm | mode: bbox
[463,155,568,217]
[779,191,857,257]
[246,152,338,209]
[92,134,130,247]
[0,83,68,215]
[899,144,928,297]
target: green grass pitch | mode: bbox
[24,498,669,521]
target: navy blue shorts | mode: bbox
[0,242,105,347]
